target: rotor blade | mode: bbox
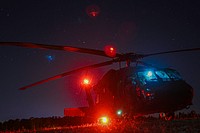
[143,48,200,57]
[136,61,160,69]
[0,42,121,58]
[19,60,115,90]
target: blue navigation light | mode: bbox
[46,55,55,62]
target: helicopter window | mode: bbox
[165,69,182,80]
[137,71,157,85]
[155,70,170,81]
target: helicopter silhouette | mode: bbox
[1,42,200,120]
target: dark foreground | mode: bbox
[1,113,200,133]
[33,119,200,133]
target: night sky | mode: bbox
[0,0,200,121]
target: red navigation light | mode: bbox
[104,45,117,57]
[86,5,100,18]
[90,11,98,17]
[146,92,151,97]
[81,77,91,87]
[83,78,90,85]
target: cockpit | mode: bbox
[137,68,182,85]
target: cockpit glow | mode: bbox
[137,68,183,85]
[147,71,153,77]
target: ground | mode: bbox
[1,116,200,133]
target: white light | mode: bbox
[147,71,153,77]
[102,117,108,123]
[99,116,109,125]
[83,79,89,85]
[117,110,122,115]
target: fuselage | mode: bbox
[93,66,193,116]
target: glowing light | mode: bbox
[110,47,114,51]
[146,93,151,96]
[81,75,93,87]
[86,5,100,18]
[99,116,109,125]
[83,78,90,85]
[90,11,98,17]
[46,55,55,62]
[102,117,108,123]
[104,45,116,57]
[117,110,122,115]
[147,71,153,77]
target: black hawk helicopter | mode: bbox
[1,42,200,120]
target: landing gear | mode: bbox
[159,112,175,120]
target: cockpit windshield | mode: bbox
[155,70,170,81]
[165,69,182,80]
[138,71,157,82]
[137,70,157,85]
[137,69,182,85]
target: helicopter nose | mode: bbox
[176,82,193,105]
[155,81,193,109]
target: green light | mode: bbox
[117,110,122,115]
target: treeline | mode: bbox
[0,116,94,132]
[175,110,200,119]
[0,111,200,132]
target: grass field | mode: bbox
[2,117,199,133]
[41,119,200,133]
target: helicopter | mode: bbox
[1,42,200,121]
